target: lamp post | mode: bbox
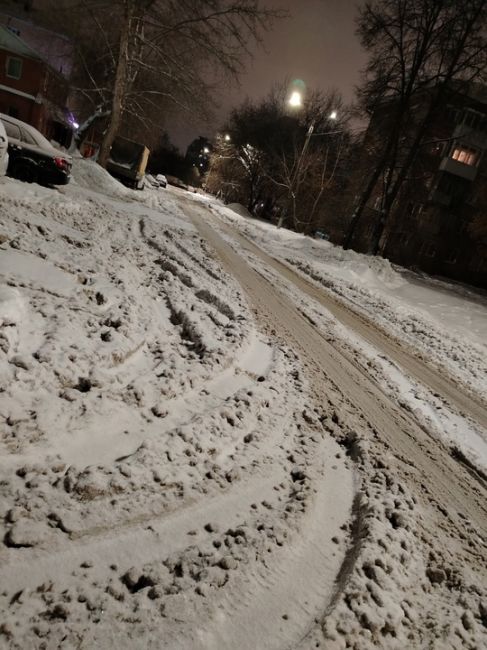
[277,91,338,229]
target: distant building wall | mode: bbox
[346,84,487,289]
[0,13,73,77]
[0,38,72,145]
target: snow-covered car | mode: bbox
[156,173,167,188]
[0,113,72,185]
[0,118,8,176]
[314,229,330,241]
[144,173,161,189]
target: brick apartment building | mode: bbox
[343,83,487,289]
[0,24,73,146]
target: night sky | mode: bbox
[169,0,366,151]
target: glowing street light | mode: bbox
[289,91,303,108]
[329,110,338,120]
[203,147,210,154]
[224,134,231,142]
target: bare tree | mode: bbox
[344,0,487,253]
[206,84,351,232]
[48,0,283,166]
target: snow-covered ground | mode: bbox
[0,162,486,649]
[205,202,487,470]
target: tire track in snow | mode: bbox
[212,210,487,432]
[188,204,487,540]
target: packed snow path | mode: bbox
[213,218,487,434]
[1,167,486,649]
[187,199,487,527]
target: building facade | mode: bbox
[345,84,487,289]
[0,25,72,146]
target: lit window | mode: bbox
[451,145,478,166]
[6,57,22,79]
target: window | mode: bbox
[435,172,470,209]
[6,57,22,80]
[21,129,37,146]
[462,110,487,132]
[451,145,479,166]
[2,120,21,140]
[446,106,461,124]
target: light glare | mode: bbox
[289,91,302,107]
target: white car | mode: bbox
[144,173,160,189]
[156,173,167,188]
[0,119,8,176]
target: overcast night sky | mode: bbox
[169,0,366,151]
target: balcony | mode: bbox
[452,123,487,149]
[439,156,478,181]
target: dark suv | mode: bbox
[0,113,72,185]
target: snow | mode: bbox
[0,162,486,648]
[208,201,487,411]
[0,248,78,295]
[210,204,487,349]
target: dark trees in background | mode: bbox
[41,0,282,167]
[148,133,205,185]
[186,137,213,178]
[206,85,352,234]
[148,133,190,181]
[345,0,487,254]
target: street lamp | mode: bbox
[289,91,303,108]
[224,134,231,142]
[277,93,340,228]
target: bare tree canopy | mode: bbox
[43,0,284,164]
[344,0,487,253]
[206,83,352,234]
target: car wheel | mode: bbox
[11,160,38,184]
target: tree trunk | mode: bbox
[342,119,402,250]
[372,92,440,256]
[98,1,133,168]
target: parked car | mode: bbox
[156,173,167,188]
[0,119,8,176]
[0,113,72,185]
[314,229,330,241]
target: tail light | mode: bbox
[54,157,70,170]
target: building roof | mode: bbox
[0,24,42,61]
